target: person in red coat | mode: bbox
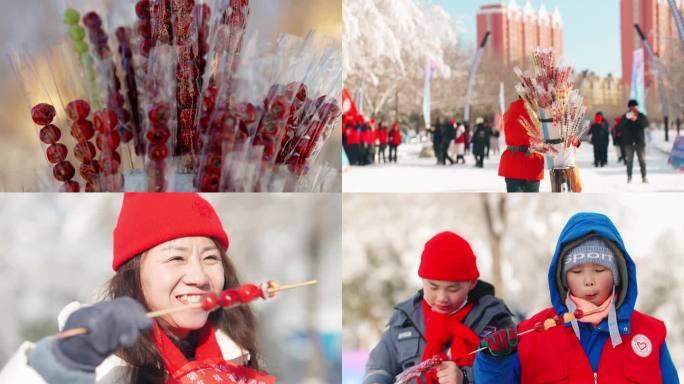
[498,98,546,192]
[389,122,401,163]
[474,212,679,383]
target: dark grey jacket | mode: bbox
[363,281,515,384]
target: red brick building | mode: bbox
[476,0,564,66]
[620,0,683,89]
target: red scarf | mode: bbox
[421,300,480,383]
[151,322,276,384]
[152,322,223,382]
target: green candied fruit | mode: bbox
[78,53,94,67]
[64,9,80,25]
[69,25,86,41]
[74,40,89,54]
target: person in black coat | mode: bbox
[441,118,456,165]
[472,118,490,168]
[617,99,649,183]
[589,112,610,167]
[429,118,444,165]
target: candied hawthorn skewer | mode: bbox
[55,280,316,339]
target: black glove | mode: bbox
[55,297,152,371]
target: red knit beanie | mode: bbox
[112,193,229,271]
[418,231,480,281]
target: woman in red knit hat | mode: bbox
[363,231,515,384]
[1,193,273,384]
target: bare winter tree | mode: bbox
[343,0,469,120]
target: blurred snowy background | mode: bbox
[0,0,342,191]
[0,193,341,383]
[342,193,684,382]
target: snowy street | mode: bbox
[343,131,684,192]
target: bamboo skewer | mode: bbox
[54,280,317,339]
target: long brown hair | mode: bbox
[104,238,260,383]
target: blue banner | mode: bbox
[670,136,684,170]
[630,48,646,114]
[422,59,436,128]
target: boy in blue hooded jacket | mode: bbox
[474,212,679,383]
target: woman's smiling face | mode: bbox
[140,236,225,336]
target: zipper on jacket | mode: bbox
[594,372,597,384]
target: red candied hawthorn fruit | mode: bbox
[94,109,119,133]
[96,131,121,151]
[269,96,289,120]
[236,284,261,303]
[219,289,239,308]
[146,126,171,145]
[60,180,80,193]
[148,103,171,123]
[120,126,134,143]
[574,309,584,320]
[136,0,151,19]
[148,144,169,161]
[70,120,96,142]
[46,143,68,164]
[200,170,220,191]
[79,160,102,181]
[203,86,218,110]
[66,100,91,121]
[53,161,76,181]
[74,141,97,162]
[534,322,545,333]
[553,315,564,326]
[137,20,152,39]
[31,103,57,125]
[82,12,102,29]
[201,292,220,311]
[39,124,62,145]
[100,157,120,175]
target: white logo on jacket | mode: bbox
[631,334,652,358]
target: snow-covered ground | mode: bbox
[343,131,684,192]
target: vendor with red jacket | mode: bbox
[474,212,679,383]
[498,98,545,192]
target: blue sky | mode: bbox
[431,0,622,78]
